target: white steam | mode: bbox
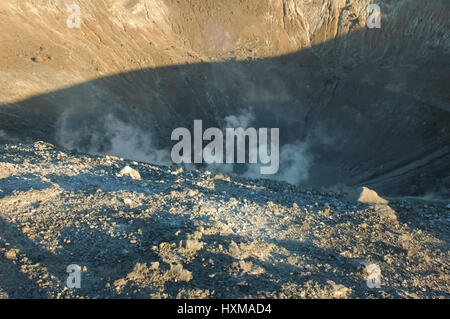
[57,111,170,165]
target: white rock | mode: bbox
[117,166,141,180]
[347,187,388,204]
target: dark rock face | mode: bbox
[0,0,449,196]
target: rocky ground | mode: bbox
[0,142,448,299]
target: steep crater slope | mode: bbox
[0,0,449,196]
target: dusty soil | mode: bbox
[0,142,448,299]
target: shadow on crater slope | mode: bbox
[0,1,449,197]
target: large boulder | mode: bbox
[347,187,388,205]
